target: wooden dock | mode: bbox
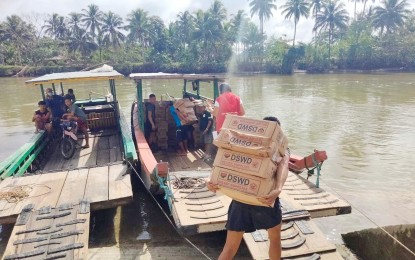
[2,203,90,260]
[0,164,132,225]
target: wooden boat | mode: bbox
[0,66,137,216]
[0,67,135,259]
[130,73,351,259]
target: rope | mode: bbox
[171,177,206,190]
[319,178,415,258]
[126,160,213,260]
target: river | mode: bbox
[0,73,414,257]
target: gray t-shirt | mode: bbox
[69,104,87,121]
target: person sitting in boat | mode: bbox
[213,83,245,133]
[197,102,213,161]
[207,116,289,260]
[66,88,76,102]
[145,94,157,151]
[45,88,65,130]
[32,101,51,133]
[168,101,188,156]
[62,97,90,149]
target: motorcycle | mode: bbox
[60,120,78,159]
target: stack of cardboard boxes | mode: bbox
[210,115,288,206]
[173,98,198,125]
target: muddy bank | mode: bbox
[343,224,415,260]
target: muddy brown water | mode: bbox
[0,73,415,258]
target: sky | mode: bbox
[1,0,415,43]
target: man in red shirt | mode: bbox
[213,83,245,132]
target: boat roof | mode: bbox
[26,66,124,85]
[129,72,226,81]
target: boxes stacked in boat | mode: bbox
[157,121,169,150]
[210,115,288,206]
[173,98,198,125]
[192,123,204,148]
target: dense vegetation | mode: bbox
[1,0,415,76]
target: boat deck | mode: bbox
[154,150,350,234]
[0,164,132,225]
[41,129,123,173]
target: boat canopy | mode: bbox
[26,65,124,85]
[129,72,226,81]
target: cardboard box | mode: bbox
[213,148,277,179]
[174,98,194,109]
[221,115,288,156]
[210,167,275,207]
[214,129,278,157]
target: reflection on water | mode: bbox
[0,73,414,247]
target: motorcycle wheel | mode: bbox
[61,138,75,159]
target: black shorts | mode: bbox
[225,199,282,233]
[176,126,188,143]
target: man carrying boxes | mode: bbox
[208,115,289,260]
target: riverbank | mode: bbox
[2,64,414,77]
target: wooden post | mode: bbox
[183,79,187,97]
[52,83,56,95]
[60,82,64,95]
[213,79,219,101]
[111,79,117,102]
[136,79,144,130]
[40,84,45,100]
[196,80,200,99]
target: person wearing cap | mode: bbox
[207,116,289,260]
[45,88,65,130]
[32,101,51,133]
[213,83,245,132]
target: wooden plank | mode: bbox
[0,174,43,224]
[1,220,29,258]
[84,166,109,205]
[73,208,90,259]
[77,137,98,168]
[56,169,89,206]
[109,134,122,162]
[243,219,336,259]
[96,148,110,166]
[96,136,110,150]
[108,164,132,202]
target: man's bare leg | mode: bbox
[82,126,89,148]
[268,224,282,260]
[218,230,244,260]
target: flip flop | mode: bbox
[81,145,90,149]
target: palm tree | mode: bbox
[81,4,103,41]
[177,11,195,49]
[281,0,310,46]
[230,10,248,56]
[68,12,82,34]
[126,9,150,46]
[1,15,35,64]
[55,16,67,39]
[209,0,227,29]
[101,11,125,49]
[362,0,376,15]
[248,0,277,37]
[67,28,97,57]
[350,0,361,20]
[193,10,223,62]
[314,0,349,60]
[372,0,410,35]
[43,13,60,39]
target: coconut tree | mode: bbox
[67,12,82,34]
[43,13,60,39]
[193,10,223,62]
[230,10,248,56]
[81,4,103,41]
[100,11,125,49]
[209,0,227,29]
[177,11,195,49]
[248,0,277,37]
[281,0,310,46]
[372,0,410,35]
[0,15,35,64]
[314,0,349,60]
[67,28,97,57]
[126,9,150,46]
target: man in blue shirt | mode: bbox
[168,101,188,155]
[45,88,65,130]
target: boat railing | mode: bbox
[0,132,49,179]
